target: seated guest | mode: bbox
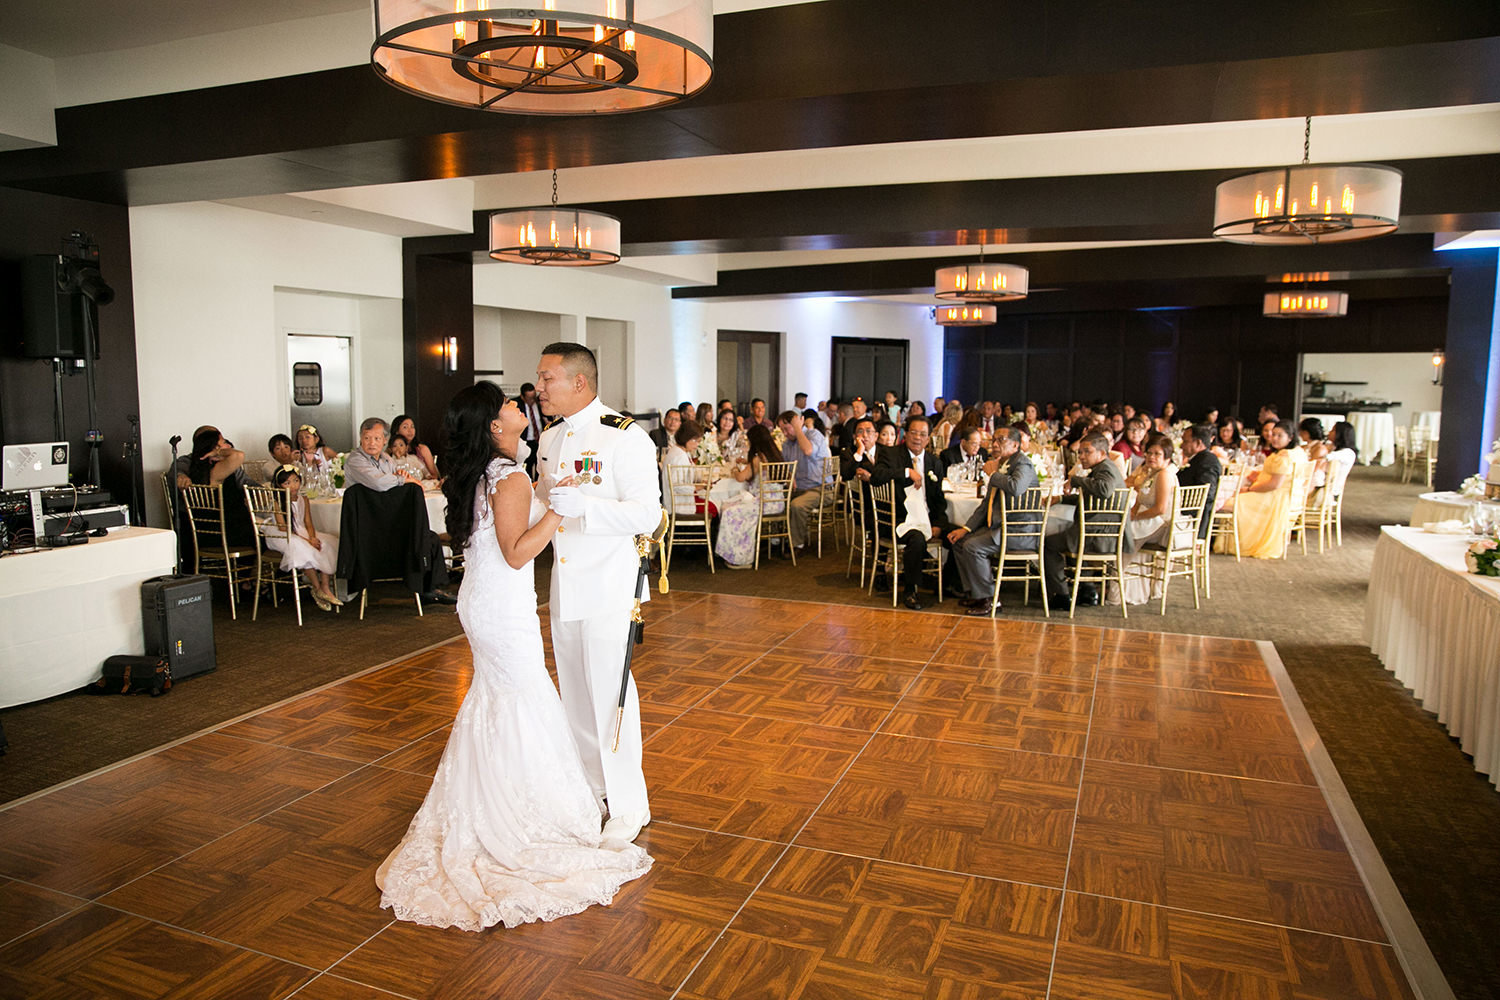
[906,400,927,421]
[1112,438,1179,606]
[1156,401,1177,432]
[1213,418,1245,461]
[1042,431,1130,606]
[1298,417,1330,493]
[175,424,244,487]
[390,414,439,480]
[187,428,255,547]
[650,408,682,450]
[262,433,296,483]
[714,425,785,569]
[1258,418,1278,455]
[1203,407,1220,425]
[849,396,868,421]
[346,418,419,491]
[295,423,337,473]
[1257,403,1280,426]
[388,434,427,480]
[840,416,884,485]
[661,421,704,515]
[941,427,989,479]
[778,409,832,551]
[871,416,954,610]
[713,408,747,464]
[930,396,947,422]
[1176,423,1222,535]
[1111,415,1149,466]
[876,421,898,448]
[828,402,855,452]
[947,427,1039,614]
[1322,420,1359,497]
[932,402,963,450]
[1220,420,1308,559]
[696,402,714,428]
[749,397,773,430]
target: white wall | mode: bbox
[1301,352,1444,432]
[472,305,564,393]
[131,202,403,526]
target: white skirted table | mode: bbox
[1365,525,1500,787]
[0,527,178,708]
[1409,492,1500,528]
[307,487,447,537]
[1347,411,1396,466]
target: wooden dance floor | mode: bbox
[0,593,1422,999]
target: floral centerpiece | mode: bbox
[330,452,347,490]
[1460,474,1487,498]
[1486,437,1500,500]
[694,435,723,466]
[1465,536,1499,577]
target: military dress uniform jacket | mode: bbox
[537,396,665,623]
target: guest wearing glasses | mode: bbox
[1042,431,1129,607]
[947,427,1038,614]
[872,415,954,610]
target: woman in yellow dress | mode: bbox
[1224,420,1308,558]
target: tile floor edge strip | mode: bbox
[1256,638,1455,1000]
[0,633,471,814]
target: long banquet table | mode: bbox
[1365,525,1500,787]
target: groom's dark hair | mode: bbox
[541,342,598,392]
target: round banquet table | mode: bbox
[1410,410,1442,438]
[307,486,448,537]
[1347,411,1396,466]
[1409,492,1500,528]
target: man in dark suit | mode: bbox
[947,427,1040,614]
[1042,431,1130,605]
[1176,423,1222,539]
[649,408,681,450]
[872,415,955,609]
[940,426,989,477]
[519,382,546,477]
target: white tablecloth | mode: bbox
[1347,411,1396,466]
[1410,411,1441,438]
[308,488,447,537]
[1409,492,1500,528]
[0,527,178,708]
[1365,525,1500,787]
[1302,412,1348,431]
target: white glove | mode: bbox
[548,486,588,519]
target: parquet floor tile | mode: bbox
[0,904,315,1000]
[797,733,1083,886]
[0,733,361,898]
[680,846,1062,1000]
[644,709,868,841]
[881,662,1095,756]
[0,878,84,946]
[98,767,429,969]
[1067,761,1385,939]
[0,594,1424,1000]
[331,824,778,1000]
[696,650,922,732]
[1049,893,1414,1000]
[1088,681,1315,785]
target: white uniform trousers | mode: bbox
[552,613,649,818]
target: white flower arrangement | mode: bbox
[1460,474,1487,498]
[694,435,723,466]
[1487,437,1500,465]
[330,452,347,489]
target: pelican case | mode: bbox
[140,575,217,680]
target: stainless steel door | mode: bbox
[287,335,353,453]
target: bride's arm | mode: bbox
[491,473,563,570]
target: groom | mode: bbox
[535,343,663,847]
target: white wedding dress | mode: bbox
[376,454,652,931]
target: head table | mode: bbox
[1364,525,1500,788]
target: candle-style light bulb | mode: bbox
[454,0,466,41]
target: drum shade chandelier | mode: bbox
[371,0,713,114]
[1213,117,1401,245]
[933,304,997,326]
[934,248,1028,304]
[1262,291,1349,318]
[489,169,621,265]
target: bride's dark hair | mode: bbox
[441,380,507,551]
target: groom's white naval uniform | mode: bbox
[537,395,661,837]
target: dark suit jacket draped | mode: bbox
[871,446,954,535]
[1177,450,1222,538]
[965,450,1041,551]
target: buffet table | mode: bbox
[1365,525,1500,787]
[0,527,178,708]
[1347,411,1396,466]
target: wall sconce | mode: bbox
[443,335,459,374]
[1430,349,1444,385]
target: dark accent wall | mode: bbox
[1435,250,1499,491]
[401,252,474,464]
[943,296,1450,425]
[0,188,141,505]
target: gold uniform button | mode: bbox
[558,526,565,533]
[560,557,567,563]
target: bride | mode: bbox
[376,381,651,931]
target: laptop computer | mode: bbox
[2,442,71,491]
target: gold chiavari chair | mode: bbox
[985,486,1049,619]
[1282,459,1315,558]
[1134,483,1210,614]
[845,478,873,586]
[867,480,943,607]
[664,463,715,573]
[179,483,258,620]
[243,485,306,625]
[1210,465,1242,562]
[1069,487,1132,619]
[753,461,797,569]
[808,455,842,557]
[1403,426,1432,484]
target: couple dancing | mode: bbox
[376,343,660,931]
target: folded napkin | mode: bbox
[1422,520,1469,535]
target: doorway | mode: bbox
[717,330,781,415]
[287,334,353,453]
[832,337,908,407]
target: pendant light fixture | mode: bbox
[1214,117,1401,245]
[489,169,621,266]
[371,1,713,115]
[934,247,1028,303]
[1262,291,1349,318]
[933,304,997,326]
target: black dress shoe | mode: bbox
[957,596,986,608]
[421,590,458,605]
[903,592,925,610]
[965,603,997,616]
[1075,589,1101,607]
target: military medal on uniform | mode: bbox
[575,451,603,485]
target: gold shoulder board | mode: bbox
[542,416,562,431]
[600,414,635,430]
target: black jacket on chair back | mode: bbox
[336,483,448,595]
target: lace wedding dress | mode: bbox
[376,454,652,931]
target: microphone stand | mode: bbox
[124,415,144,527]
[167,435,183,577]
